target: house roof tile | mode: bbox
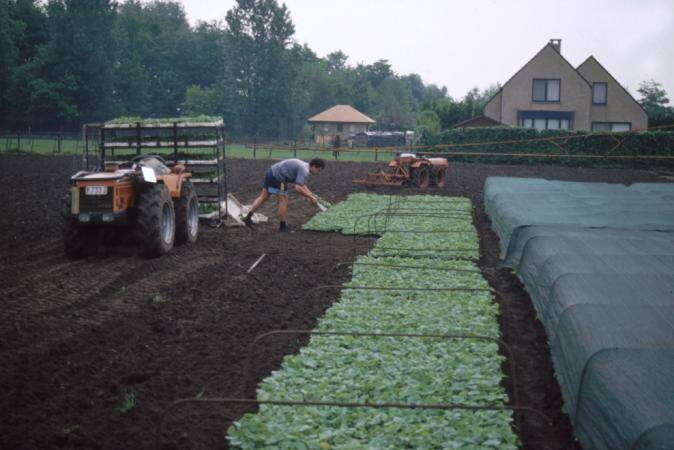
[308,105,376,124]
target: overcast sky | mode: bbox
[180,0,674,101]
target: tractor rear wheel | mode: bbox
[136,184,175,257]
[174,180,199,245]
[61,195,97,258]
[411,166,430,188]
[431,166,448,187]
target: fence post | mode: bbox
[57,132,62,154]
[83,124,89,169]
[172,122,178,164]
[17,133,21,151]
[293,139,297,158]
[136,122,142,156]
[253,138,257,159]
[375,147,378,162]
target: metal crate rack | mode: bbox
[84,119,227,224]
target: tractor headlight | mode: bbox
[79,213,91,223]
[102,213,114,223]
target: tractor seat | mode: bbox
[172,164,186,174]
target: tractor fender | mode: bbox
[427,157,449,167]
[158,173,191,198]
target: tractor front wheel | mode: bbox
[136,184,175,257]
[431,166,448,187]
[411,166,430,188]
[174,180,199,245]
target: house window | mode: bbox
[593,82,607,105]
[519,110,573,130]
[547,119,560,130]
[337,124,343,132]
[349,124,356,132]
[592,122,631,132]
[533,79,560,102]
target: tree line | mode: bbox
[0,0,499,138]
[1,0,671,138]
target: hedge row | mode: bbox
[419,127,674,168]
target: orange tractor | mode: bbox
[63,155,198,258]
[353,153,449,188]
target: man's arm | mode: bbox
[293,184,318,205]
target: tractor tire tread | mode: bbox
[135,184,174,258]
[174,180,198,246]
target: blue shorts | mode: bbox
[263,169,288,196]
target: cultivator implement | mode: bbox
[353,154,449,188]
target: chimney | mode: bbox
[549,39,562,53]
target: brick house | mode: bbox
[484,39,647,132]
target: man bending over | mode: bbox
[243,158,325,232]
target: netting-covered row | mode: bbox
[485,178,674,450]
[484,177,674,260]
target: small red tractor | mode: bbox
[63,155,198,258]
[353,153,449,188]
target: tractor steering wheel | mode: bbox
[131,154,168,165]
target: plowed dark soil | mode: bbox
[0,153,664,449]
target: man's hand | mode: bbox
[294,185,321,208]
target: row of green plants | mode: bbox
[303,194,474,234]
[105,115,222,125]
[418,127,674,167]
[227,194,516,448]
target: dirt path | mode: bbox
[0,154,664,449]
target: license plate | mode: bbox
[85,185,108,195]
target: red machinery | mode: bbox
[353,153,449,188]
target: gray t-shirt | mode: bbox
[270,159,310,186]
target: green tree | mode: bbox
[11,0,117,127]
[181,85,221,116]
[365,59,393,87]
[112,0,152,117]
[325,50,347,74]
[416,109,441,134]
[13,0,48,64]
[139,1,194,116]
[225,0,295,137]
[0,0,20,124]
[374,77,415,130]
[638,79,674,126]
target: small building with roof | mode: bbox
[451,115,502,130]
[307,105,376,145]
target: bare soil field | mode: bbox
[0,153,664,449]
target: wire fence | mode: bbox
[3,126,674,168]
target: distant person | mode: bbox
[332,134,341,160]
[243,158,325,232]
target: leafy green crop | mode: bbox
[314,194,333,209]
[228,196,517,449]
[106,115,221,125]
[304,193,473,236]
